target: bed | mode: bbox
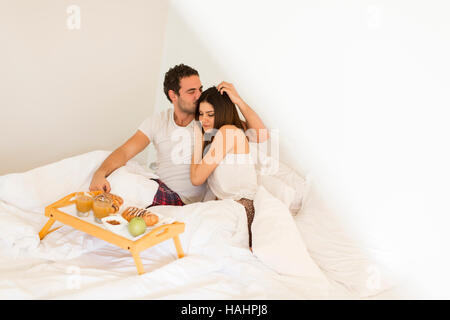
[0,150,400,299]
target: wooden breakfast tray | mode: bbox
[38,191,185,275]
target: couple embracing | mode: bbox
[89,64,269,248]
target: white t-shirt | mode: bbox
[138,108,206,204]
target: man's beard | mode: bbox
[177,98,196,115]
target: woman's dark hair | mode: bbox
[163,64,199,102]
[195,86,245,154]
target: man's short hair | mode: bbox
[163,64,199,102]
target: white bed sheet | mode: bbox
[0,201,329,300]
[0,150,401,300]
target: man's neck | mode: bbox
[173,108,194,127]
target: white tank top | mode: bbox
[207,152,258,201]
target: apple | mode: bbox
[128,217,146,237]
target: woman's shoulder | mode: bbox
[218,124,238,130]
[216,125,249,154]
[217,125,247,141]
[218,124,245,135]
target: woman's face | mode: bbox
[198,102,215,132]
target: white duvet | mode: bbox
[0,150,395,299]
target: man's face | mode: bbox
[172,75,203,114]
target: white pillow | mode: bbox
[250,142,308,215]
[107,162,159,208]
[0,150,112,212]
[256,174,296,211]
[252,185,329,284]
[0,151,159,213]
[273,161,309,214]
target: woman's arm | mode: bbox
[190,125,243,186]
[192,121,204,167]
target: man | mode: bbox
[89,64,267,205]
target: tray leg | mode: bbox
[173,235,184,259]
[39,217,61,240]
[131,251,145,275]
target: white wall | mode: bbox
[160,0,450,297]
[0,0,168,175]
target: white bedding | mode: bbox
[0,150,399,299]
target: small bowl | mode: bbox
[101,214,128,232]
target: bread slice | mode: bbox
[122,206,159,226]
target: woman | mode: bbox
[190,85,258,249]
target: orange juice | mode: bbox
[76,195,93,211]
[76,194,93,217]
[93,200,114,223]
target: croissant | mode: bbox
[122,206,159,226]
[93,192,123,213]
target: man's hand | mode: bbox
[89,171,111,193]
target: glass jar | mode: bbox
[92,198,115,223]
[75,193,93,217]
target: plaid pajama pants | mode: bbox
[146,179,184,208]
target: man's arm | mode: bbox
[217,81,269,143]
[89,130,150,192]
